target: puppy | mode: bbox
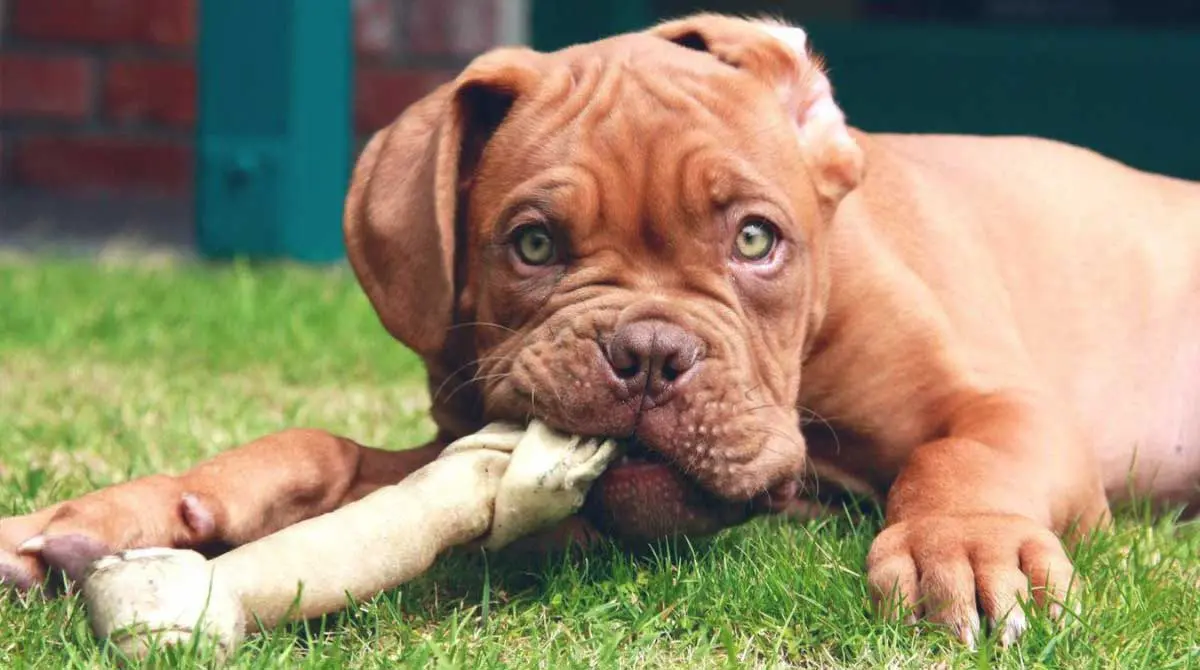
[3,14,1199,647]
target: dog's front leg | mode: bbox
[0,430,444,591]
[865,391,1110,647]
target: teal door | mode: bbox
[196,0,352,262]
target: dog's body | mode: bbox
[2,14,1198,647]
[809,130,1200,509]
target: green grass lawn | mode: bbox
[1,258,1197,669]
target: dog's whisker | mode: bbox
[740,382,766,405]
[445,321,521,336]
[741,402,791,416]
[797,404,842,455]
[442,372,510,404]
[431,353,516,403]
[546,382,567,417]
[737,426,808,470]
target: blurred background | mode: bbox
[1,0,1197,260]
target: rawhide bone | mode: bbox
[80,421,617,660]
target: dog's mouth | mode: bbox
[581,439,798,544]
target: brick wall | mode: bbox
[0,0,516,197]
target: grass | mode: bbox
[1,258,1197,669]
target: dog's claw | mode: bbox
[1046,598,1082,628]
[1048,602,1063,621]
[955,620,978,650]
[997,610,1027,647]
[16,536,45,555]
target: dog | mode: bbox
[2,13,1198,647]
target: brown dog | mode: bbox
[3,13,1198,647]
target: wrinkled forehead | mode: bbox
[469,35,812,238]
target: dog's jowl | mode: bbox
[3,13,1199,648]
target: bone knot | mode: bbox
[441,420,618,549]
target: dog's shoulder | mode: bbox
[850,130,1198,222]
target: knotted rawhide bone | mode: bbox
[80,421,617,661]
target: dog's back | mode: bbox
[844,132,1200,504]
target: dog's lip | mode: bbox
[579,435,801,543]
[535,425,796,525]
[613,437,670,465]
[583,457,751,543]
[613,455,665,468]
[608,436,777,503]
[605,451,796,508]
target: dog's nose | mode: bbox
[606,320,704,402]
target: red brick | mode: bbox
[354,0,398,61]
[105,60,196,128]
[355,68,453,133]
[12,0,196,47]
[13,135,191,194]
[407,0,497,57]
[0,55,93,119]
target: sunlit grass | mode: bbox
[1,259,1196,668]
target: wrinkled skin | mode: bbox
[1,23,827,592]
[5,13,1200,652]
[463,61,825,537]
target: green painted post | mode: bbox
[196,0,352,262]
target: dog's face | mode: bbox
[345,15,863,542]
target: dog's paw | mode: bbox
[0,509,57,593]
[1,477,221,594]
[866,513,1080,647]
[0,548,45,595]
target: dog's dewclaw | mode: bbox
[80,420,616,661]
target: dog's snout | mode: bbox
[605,320,704,402]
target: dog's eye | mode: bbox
[734,218,777,261]
[512,224,557,266]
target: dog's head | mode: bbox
[344,14,864,542]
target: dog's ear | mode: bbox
[344,48,541,359]
[650,14,864,207]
